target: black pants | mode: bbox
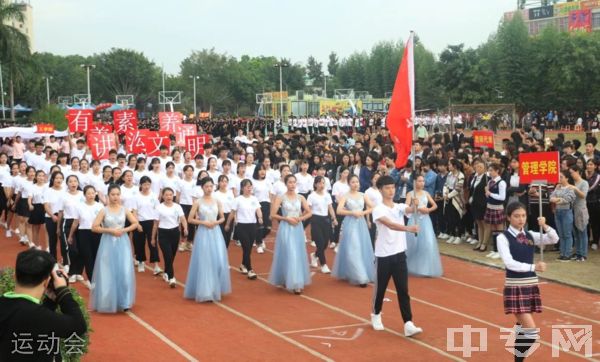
[368,216,377,249]
[158,227,180,279]
[299,193,311,229]
[332,202,344,245]
[133,220,160,263]
[62,218,83,274]
[311,215,331,265]
[45,217,63,262]
[256,201,271,245]
[372,252,413,323]
[237,223,257,271]
[77,229,101,280]
[445,203,463,237]
[587,202,600,245]
[181,204,195,242]
[220,212,232,248]
[432,200,446,235]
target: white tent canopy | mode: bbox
[0,126,68,140]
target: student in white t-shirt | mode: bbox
[177,165,197,251]
[153,187,188,288]
[225,179,263,280]
[370,175,421,337]
[132,176,161,275]
[365,171,383,246]
[307,176,337,274]
[214,174,235,247]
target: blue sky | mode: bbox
[31,0,513,74]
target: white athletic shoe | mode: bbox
[486,251,495,258]
[5,229,12,238]
[491,252,501,259]
[310,253,318,268]
[82,280,92,290]
[162,273,169,283]
[438,233,450,239]
[75,275,84,282]
[446,236,455,244]
[178,243,185,252]
[371,313,385,331]
[14,228,20,235]
[153,265,162,275]
[169,278,176,288]
[404,321,423,337]
[257,246,265,254]
[68,275,77,283]
[592,243,598,251]
[137,263,145,273]
[452,237,463,245]
[239,264,248,274]
[185,242,193,251]
[133,260,139,266]
[235,240,241,247]
[63,265,70,274]
[329,242,336,249]
[321,265,331,274]
[310,241,316,247]
[247,270,257,279]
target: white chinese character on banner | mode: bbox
[93,134,114,159]
[116,111,136,133]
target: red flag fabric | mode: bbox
[387,34,414,169]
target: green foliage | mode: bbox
[31,104,67,130]
[0,268,91,362]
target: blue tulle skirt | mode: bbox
[332,216,375,284]
[90,234,136,313]
[184,225,231,302]
[268,221,311,290]
[406,213,443,277]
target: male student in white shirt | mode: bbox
[371,175,423,337]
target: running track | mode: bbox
[1,226,599,361]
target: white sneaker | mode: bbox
[153,265,162,275]
[5,230,11,238]
[310,241,316,247]
[257,246,265,254]
[469,238,478,245]
[491,252,501,259]
[329,242,336,249]
[14,228,20,235]
[438,233,450,239]
[178,243,185,252]
[82,280,91,290]
[75,274,84,281]
[321,264,331,274]
[592,243,598,251]
[404,321,423,337]
[247,270,257,279]
[486,251,495,258]
[23,235,29,242]
[68,275,77,283]
[446,236,455,244]
[334,245,339,253]
[452,237,463,245]
[162,273,169,283]
[235,240,241,247]
[133,260,139,266]
[310,253,318,268]
[371,313,385,331]
[239,264,248,274]
[18,236,27,245]
[169,278,176,288]
[137,263,145,273]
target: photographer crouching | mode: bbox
[0,249,87,361]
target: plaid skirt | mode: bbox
[503,284,542,314]
[484,206,505,225]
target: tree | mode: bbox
[31,104,67,130]
[306,56,323,85]
[327,52,339,76]
[0,0,31,121]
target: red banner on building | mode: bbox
[185,134,212,156]
[87,133,116,160]
[175,124,197,147]
[518,152,560,184]
[569,9,592,32]
[89,123,113,133]
[113,110,138,134]
[66,110,93,132]
[35,123,55,134]
[472,130,495,149]
[158,112,183,133]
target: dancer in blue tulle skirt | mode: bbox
[91,184,138,313]
[269,174,312,294]
[333,174,375,287]
[184,177,231,302]
[405,174,443,277]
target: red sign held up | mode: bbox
[89,123,113,133]
[66,110,93,132]
[159,112,183,133]
[113,110,138,134]
[472,130,495,149]
[87,133,116,160]
[185,134,212,156]
[36,123,55,134]
[518,152,560,184]
[175,124,197,147]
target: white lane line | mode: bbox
[126,311,199,362]
[440,276,600,325]
[281,323,369,335]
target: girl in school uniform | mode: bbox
[214,174,235,248]
[153,187,188,288]
[225,179,263,280]
[43,171,64,262]
[132,176,161,275]
[482,163,507,259]
[184,177,231,302]
[13,165,34,245]
[269,174,312,294]
[27,170,47,249]
[497,202,558,361]
[307,176,337,274]
[67,185,103,288]
[333,174,375,287]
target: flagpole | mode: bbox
[407,31,419,234]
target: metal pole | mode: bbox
[193,76,197,117]
[279,65,284,123]
[0,62,5,119]
[86,67,91,104]
[538,184,544,262]
[45,77,51,105]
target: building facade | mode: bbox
[2,1,34,50]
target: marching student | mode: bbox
[43,171,64,261]
[365,171,383,247]
[153,187,188,288]
[2,162,19,238]
[178,165,197,251]
[269,174,312,294]
[91,184,139,313]
[27,170,47,250]
[307,176,336,274]
[482,163,507,259]
[132,176,161,275]
[252,164,273,254]
[331,167,350,249]
[61,175,85,282]
[225,179,263,280]
[184,177,231,302]
[14,165,35,246]
[371,175,422,337]
[214,174,235,247]
[497,202,558,361]
[333,174,375,287]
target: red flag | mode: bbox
[387,33,415,169]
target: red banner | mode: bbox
[518,152,560,184]
[66,110,93,132]
[175,124,197,147]
[87,133,116,160]
[143,133,170,157]
[113,110,138,134]
[159,112,183,133]
[89,123,113,133]
[35,123,55,134]
[569,9,592,32]
[185,134,212,156]
[126,130,170,156]
[125,130,149,154]
[472,130,494,149]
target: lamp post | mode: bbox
[274,61,289,121]
[0,62,5,119]
[44,76,53,105]
[189,75,199,118]
[80,64,96,105]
